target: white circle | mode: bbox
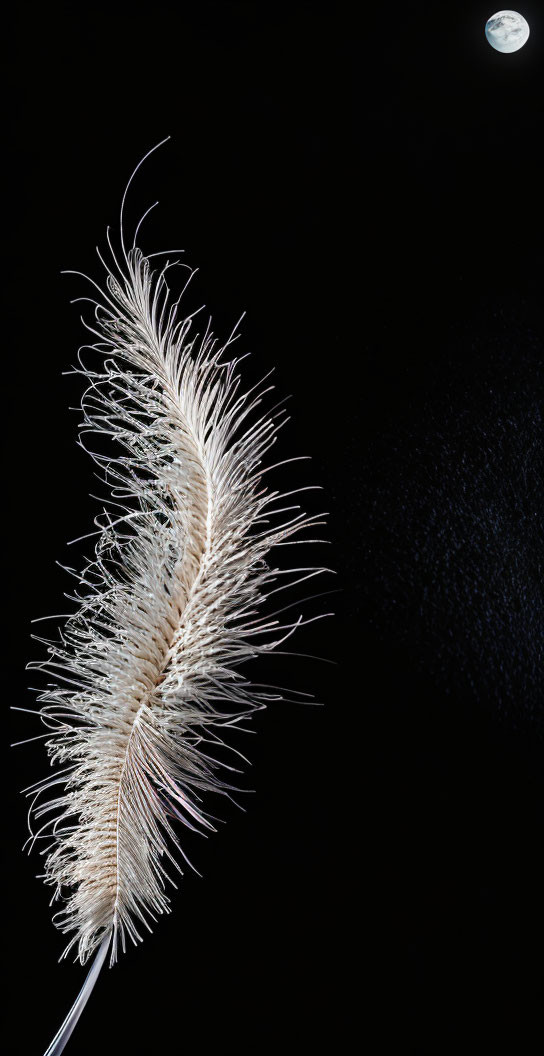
[485,10,530,52]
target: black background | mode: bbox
[5,3,544,1054]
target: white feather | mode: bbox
[26,145,328,993]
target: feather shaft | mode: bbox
[42,932,110,1056]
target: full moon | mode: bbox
[485,10,530,52]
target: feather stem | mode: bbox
[42,931,111,1056]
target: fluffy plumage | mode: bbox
[25,145,327,1007]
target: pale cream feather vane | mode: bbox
[23,142,329,1055]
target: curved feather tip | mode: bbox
[24,141,328,1052]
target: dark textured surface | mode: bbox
[6,2,544,1054]
[364,333,543,727]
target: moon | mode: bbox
[485,11,530,52]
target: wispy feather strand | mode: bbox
[24,143,328,1051]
